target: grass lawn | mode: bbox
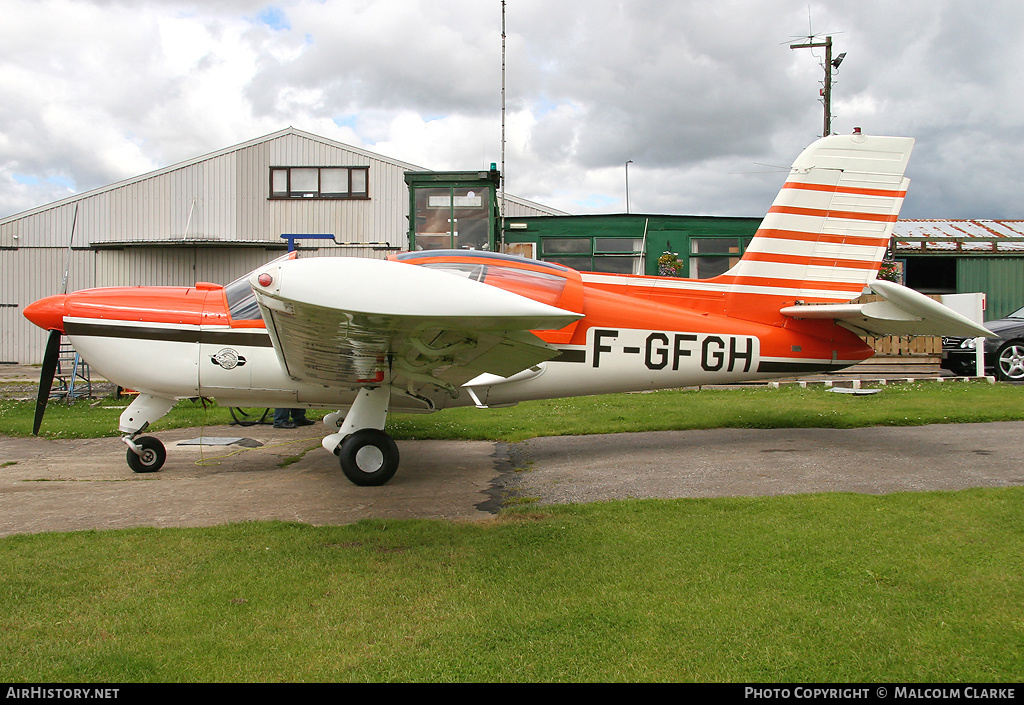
[1,381,1023,682]
[3,380,1024,442]
[1,489,1022,682]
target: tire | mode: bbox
[995,341,1024,381]
[126,436,166,473]
[338,429,399,486]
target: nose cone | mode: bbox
[23,295,68,333]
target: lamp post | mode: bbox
[625,160,633,214]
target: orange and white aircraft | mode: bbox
[23,133,992,485]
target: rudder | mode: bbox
[721,133,914,312]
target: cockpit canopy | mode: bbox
[394,250,583,342]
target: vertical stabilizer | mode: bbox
[722,133,914,310]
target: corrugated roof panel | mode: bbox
[893,219,1024,252]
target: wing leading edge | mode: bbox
[249,257,582,396]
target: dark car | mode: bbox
[942,304,1024,381]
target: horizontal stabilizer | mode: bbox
[779,279,994,338]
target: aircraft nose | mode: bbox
[23,295,68,333]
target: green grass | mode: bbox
[1,489,1022,682]
[4,381,1024,441]
[388,381,1024,442]
[3,381,1024,682]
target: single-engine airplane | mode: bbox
[23,133,993,485]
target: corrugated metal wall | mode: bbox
[0,130,416,250]
[958,257,1024,320]
[0,128,561,363]
[0,247,94,364]
[92,247,284,288]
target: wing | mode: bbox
[780,279,994,338]
[249,257,582,397]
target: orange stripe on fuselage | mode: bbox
[714,273,870,292]
[781,182,907,199]
[739,252,881,270]
[545,284,873,361]
[752,228,892,249]
[768,205,899,223]
[57,286,241,328]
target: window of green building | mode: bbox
[689,237,749,279]
[412,187,491,251]
[405,169,501,252]
[540,236,644,273]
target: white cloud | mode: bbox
[2,0,1024,219]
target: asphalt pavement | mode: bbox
[2,420,1024,537]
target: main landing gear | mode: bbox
[321,386,400,486]
[114,390,402,486]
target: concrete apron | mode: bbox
[3,421,1024,537]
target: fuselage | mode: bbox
[23,251,875,412]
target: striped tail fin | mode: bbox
[722,133,914,312]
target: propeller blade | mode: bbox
[33,330,61,435]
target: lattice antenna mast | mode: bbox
[500,0,507,221]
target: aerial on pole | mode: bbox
[790,33,846,137]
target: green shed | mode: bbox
[502,213,761,278]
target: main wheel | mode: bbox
[995,341,1024,381]
[126,436,166,473]
[338,429,399,486]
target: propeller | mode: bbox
[33,329,62,435]
[30,203,77,436]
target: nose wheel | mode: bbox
[125,436,166,473]
[337,429,399,486]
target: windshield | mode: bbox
[1007,305,1024,319]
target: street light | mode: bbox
[625,160,633,213]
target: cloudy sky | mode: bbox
[1,0,1021,221]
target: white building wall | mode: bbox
[0,127,563,364]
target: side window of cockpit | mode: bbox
[482,266,567,307]
[418,262,487,281]
[225,278,263,320]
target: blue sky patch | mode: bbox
[575,194,618,210]
[257,6,290,31]
[333,115,359,130]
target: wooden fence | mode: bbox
[865,335,941,356]
[854,294,942,357]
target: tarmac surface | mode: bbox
[2,419,1024,537]
[5,361,1024,536]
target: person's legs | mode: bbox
[290,408,315,426]
[273,408,295,428]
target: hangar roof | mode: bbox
[893,220,1024,253]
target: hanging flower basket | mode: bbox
[658,251,683,277]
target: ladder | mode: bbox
[51,341,92,401]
